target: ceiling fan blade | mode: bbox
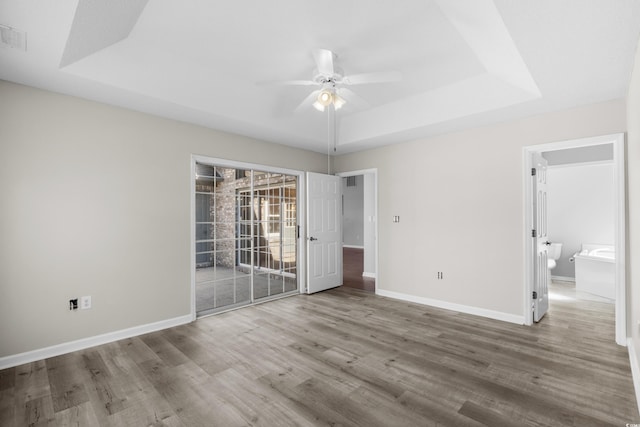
[312,48,335,76]
[294,90,320,113]
[257,79,316,86]
[343,71,402,85]
[337,88,370,110]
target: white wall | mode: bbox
[334,99,626,320]
[627,33,640,397]
[0,77,632,363]
[547,163,615,279]
[342,175,364,247]
[0,81,327,359]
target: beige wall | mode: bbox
[0,81,327,357]
[628,38,640,371]
[0,75,632,360]
[334,99,626,318]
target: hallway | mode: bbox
[342,247,375,292]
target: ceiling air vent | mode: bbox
[0,25,27,51]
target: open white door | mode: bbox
[532,153,549,322]
[306,172,342,293]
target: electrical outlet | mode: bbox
[80,296,92,310]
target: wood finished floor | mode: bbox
[342,247,375,293]
[1,282,638,426]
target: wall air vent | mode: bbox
[0,25,27,51]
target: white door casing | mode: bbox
[307,172,343,293]
[532,153,549,322]
[522,134,625,344]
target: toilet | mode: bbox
[547,242,562,270]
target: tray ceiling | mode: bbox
[1,0,639,154]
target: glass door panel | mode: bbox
[195,164,298,316]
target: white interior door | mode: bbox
[532,153,549,322]
[307,172,342,293]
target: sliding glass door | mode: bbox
[195,163,298,316]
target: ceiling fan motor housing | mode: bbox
[313,67,344,85]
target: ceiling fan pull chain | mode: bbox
[327,106,331,174]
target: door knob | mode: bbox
[309,237,318,241]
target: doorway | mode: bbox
[191,157,303,318]
[523,133,626,345]
[337,169,378,293]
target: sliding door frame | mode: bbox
[190,155,306,320]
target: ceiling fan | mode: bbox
[262,48,400,159]
[268,48,402,113]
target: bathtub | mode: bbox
[574,244,615,300]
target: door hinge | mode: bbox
[532,291,538,299]
[531,229,537,238]
[297,225,300,239]
[531,168,536,176]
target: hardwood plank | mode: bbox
[208,367,317,427]
[53,402,100,427]
[457,400,515,427]
[118,336,162,365]
[0,367,16,391]
[45,353,90,413]
[260,374,356,426]
[80,350,127,420]
[138,358,247,426]
[347,383,442,426]
[1,281,638,426]
[396,390,483,427]
[342,247,375,292]
[139,334,190,367]
[15,361,51,404]
[23,395,56,426]
[97,341,184,427]
[0,388,16,427]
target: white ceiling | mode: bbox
[1,0,639,154]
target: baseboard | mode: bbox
[376,289,525,325]
[0,314,192,370]
[551,275,575,283]
[362,272,376,279]
[627,338,640,416]
[342,244,364,249]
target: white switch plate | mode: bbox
[80,295,91,310]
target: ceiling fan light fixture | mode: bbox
[317,90,333,107]
[314,88,346,111]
